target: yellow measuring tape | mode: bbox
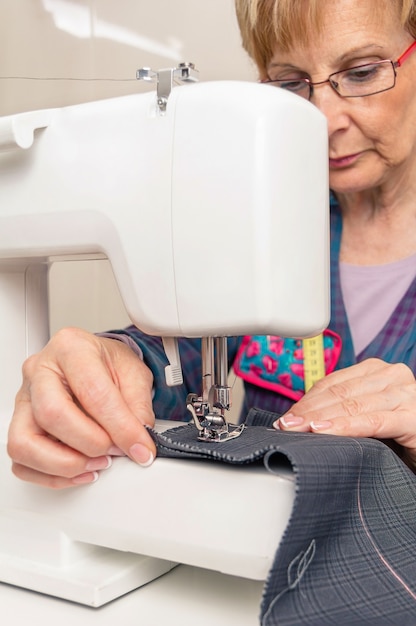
[302,334,325,392]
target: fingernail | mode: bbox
[107,445,126,456]
[272,419,281,430]
[279,414,305,428]
[85,455,112,471]
[129,443,154,467]
[310,420,333,431]
[72,471,99,485]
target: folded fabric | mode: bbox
[149,409,416,625]
[233,331,342,401]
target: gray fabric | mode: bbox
[149,409,416,625]
[149,421,278,464]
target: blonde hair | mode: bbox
[235,0,416,77]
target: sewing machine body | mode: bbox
[0,419,295,610]
[0,80,328,618]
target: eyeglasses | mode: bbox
[262,40,416,100]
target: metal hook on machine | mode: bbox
[136,62,199,113]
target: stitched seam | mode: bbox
[356,442,416,601]
[261,540,316,626]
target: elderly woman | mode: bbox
[7,0,416,487]
[234,0,416,462]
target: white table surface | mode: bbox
[1,564,264,626]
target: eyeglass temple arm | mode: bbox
[396,40,416,67]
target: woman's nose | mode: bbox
[310,84,350,136]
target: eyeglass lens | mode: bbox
[267,60,396,99]
[331,61,395,97]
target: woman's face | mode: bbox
[267,0,416,196]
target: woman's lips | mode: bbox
[329,153,361,169]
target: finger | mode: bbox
[284,360,413,419]
[277,360,388,430]
[300,384,410,426]
[12,329,157,472]
[29,369,115,457]
[278,407,416,471]
[279,388,413,433]
[99,338,156,429]
[72,364,157,463]
[56,337,157,464]
[310,411,416,473]
[305,358,388,395]
[8,399,113,477]
[11,461,100,489]
[18,344,115,457]
[294,359,388,410]
[308,380,416,441]
[309,409,416,461]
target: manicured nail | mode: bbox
[72,471,99,485]
[129,443,154,467]
[310,420,333,431]
[85,455,112,471]
[107,445,126,456]
[279,414,305,428]
[272,419,281,430]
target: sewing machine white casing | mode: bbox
[0,73,329,619]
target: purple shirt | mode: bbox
[340,254,416,355]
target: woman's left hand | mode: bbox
[276,357,416,469]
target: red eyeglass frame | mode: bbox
[395,40,416,67]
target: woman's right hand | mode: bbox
[7,327,157,489]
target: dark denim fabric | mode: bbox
[150,408,416,625]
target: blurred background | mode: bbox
[0,0,255,415]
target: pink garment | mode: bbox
[340,254,416,356]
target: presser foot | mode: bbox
[197,422,246,443]
[186,393,246,443]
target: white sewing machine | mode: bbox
[0,66,329,625]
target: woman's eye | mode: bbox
[343,63,381,82]
[278,79,308,92]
